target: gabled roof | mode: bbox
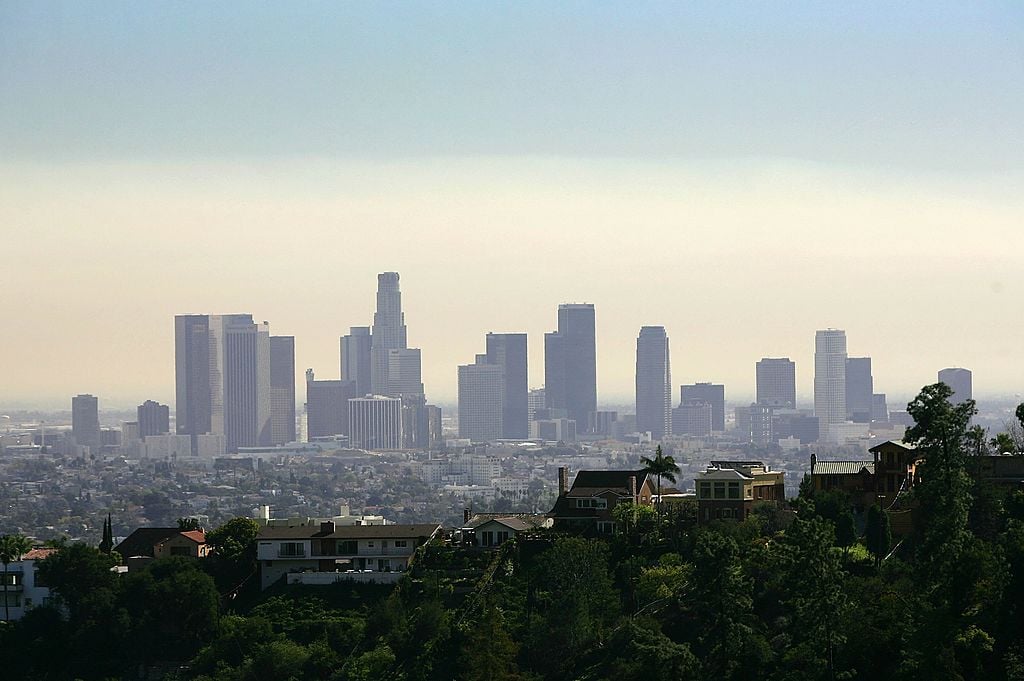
[114,528,186,559]
[569,469,649,494]
[257,523,442,541]
[462,513,549,531]
[812,460,875,476]
[868,440,918,453]
[156,530,206,545]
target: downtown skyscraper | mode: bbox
[845,357,873,423]
[485,333,528,439]
[756,357,796,408]
[635,326,671,440]
[457,332,528,441]
[544,304,597,429]
[340,326,372,397]
[175,313,291,453]
[814,329,848,427]
[370,272,410,396]
[938,367,973,404]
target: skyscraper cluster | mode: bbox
[174,314,295,454]
[309,272,437,450]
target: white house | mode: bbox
[1,548,57,620]
[256,522,442,590]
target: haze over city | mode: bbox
[2,3,1022,407]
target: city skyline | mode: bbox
[2,4,1022,408]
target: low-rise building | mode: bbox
[547,467,656,535]
[695,460,785,523]
[459,512,551,548]
[809,455,876,508]
[256,521,442,589]
[114,528,209,570]
[1,548,57,620]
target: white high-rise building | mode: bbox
[348,396,403,450]
[814,329,848,427]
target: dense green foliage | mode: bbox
[2,386,1024,680]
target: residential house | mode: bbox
[547,467,656,534]
[256,521,442,589]
[458,512,552,548]
[1,548,57,620]
[695,460,785,523]
[114,528,209,571]
[809,454,877,508]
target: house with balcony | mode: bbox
[256,521,442,589]
[547,467,656,534]
[1,548,57,620]
[809,454,877,508]
[695,460,785,523]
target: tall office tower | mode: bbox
[305,369,358,439]
[680,383,725,431]
[72,394,100,448]
[370,272,408,395]
[527,388,546,423]
[544,303,597,428]
[814,329,848,426]
[938,367,973,404]
[871,393,889,422]
[269,336,296,444]
[672,401,712,437]
[635,326,672,439]
[175,314,213,452]
[223,317,271,451]
[137,400,170,437]
[756,358,796,408]
[845,357,873,423]
[458,358,505,442]
[348,396,403,450]
[387,348,424,397]
[485,333,529,439]
[340,326,372,397]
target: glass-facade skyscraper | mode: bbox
[635,326,671,440]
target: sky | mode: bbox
[1,2,1022,409]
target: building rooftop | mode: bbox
[257,523,441,541]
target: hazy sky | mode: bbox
[1,2,1022,408]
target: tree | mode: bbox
[835,511,857,556]
[864,504,891,568]
[641,445,680,512]
[966,425,990,456]
[98,513,113,554]
[177,516,202,531]
[0,533,33,621]
[904,382,976,593]
[991,432,1017,455]
[206,517,260,562]
[458,604,522,681]
[36,542,118,621]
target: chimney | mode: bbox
[810,452,817,471]
[463,507,472,523]
[320,521,335,535]
[558,466,568,497]
[629,475,637,501]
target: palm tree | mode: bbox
[640,445,680,513]
[0,533,33,622]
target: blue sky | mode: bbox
[3,2,1022,170]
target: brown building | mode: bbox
[809,455,877,508]
[547,467,656,535]
[695,461,785,523]
[114,528,209,571]
[869,440,920,506]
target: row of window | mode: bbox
[277,539,410,557]
[698,481,743,500]
[574,498,608,509]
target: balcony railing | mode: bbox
[277,549,307,558]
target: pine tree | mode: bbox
[98,514,113,554]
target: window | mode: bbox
[727,482,740,499]
[713,482,726,499]
[394,540,408,548]
[699,482,711,498]
[719,508,735,519]
[574,498,607,509]
[367,541,375,548]
[278,542,305,557]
